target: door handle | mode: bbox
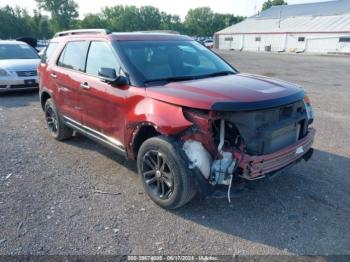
[50,73,57,79]
[80,82,90,90]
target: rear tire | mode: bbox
[44,98,73,141]
[137,136,196,209]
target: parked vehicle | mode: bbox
[38,29,315,209]
[202,39,214,48]
[0,40,40,92]
[15,38,48,52]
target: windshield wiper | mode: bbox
[144,76,198,85]
[144,71,236,86]
[204,71,236,77]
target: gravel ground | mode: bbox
[0,51,349,256]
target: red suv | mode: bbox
[38,29,315,209]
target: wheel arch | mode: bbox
[131,123,161,160]
[125,98,193,160]
[40,91,52,110]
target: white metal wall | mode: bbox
[217,33,350,53]
[286,34,307,52]
[217,35,244,50]
[305,35,350,53]
[338,41,350,53]
[263,35,286,52]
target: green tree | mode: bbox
[0,3,244,39]
[0,6,35,39]
[35,0,79,31]
[212,13,244,34]
[184,7,243,36]
[139,6,161,30]
[184,7,215,36]
[31,10,52,39]
[39,17,53,38]
[160,12,183,32]
[102,5,142,31]
[262,0,288,11]
[80,14,107,29]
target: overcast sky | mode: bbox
[1,0,333,18]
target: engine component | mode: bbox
[211,152,236,185]
[183,140,212,179]
[217,119,225,154]
[212,119,236,185]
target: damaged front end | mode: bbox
[180,97,315,200]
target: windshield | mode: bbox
[0,44,39,60]
[115,40,236,86]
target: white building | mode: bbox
[215,0,350,54]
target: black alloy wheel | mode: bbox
[44,98,73,141]
[45,106,58,135]
[141,150,174,200]
[137,136,196,209]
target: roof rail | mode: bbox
[136,30,180,35]
[54,29,111,38]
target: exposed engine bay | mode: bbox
[215,100,309,155]
[181,99,315,201]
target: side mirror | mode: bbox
[98,67,128,86]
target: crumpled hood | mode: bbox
[0,59,40,72]
[146,73,305,111]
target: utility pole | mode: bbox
[254,1,257,15]
[278,10,282,28]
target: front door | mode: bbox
[81,41,127,149]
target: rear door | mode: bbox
[38,41,59,94]
[52,40,89,123]
[80,40,127,148]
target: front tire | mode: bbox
[137,136,196,209]
[44,98,73,141]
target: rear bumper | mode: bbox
[235,128,316,180]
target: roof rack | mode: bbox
[54,29,111,38]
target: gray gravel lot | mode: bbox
[0,51,349,256]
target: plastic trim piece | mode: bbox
[211,90,305,111]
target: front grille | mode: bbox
[10,83,38,89]
[16,71,37,77]
[0,85,7,89]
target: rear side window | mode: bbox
[57,41,89,71]
[86,41,119,77]
[41,42,58,63]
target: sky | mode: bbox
[0,0,333,18]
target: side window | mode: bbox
[57,41,89,71]
[86,41,119,77]
[41,42,58,63]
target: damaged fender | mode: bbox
[125,97,193,158]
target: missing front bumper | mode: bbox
[235,128,316,180]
